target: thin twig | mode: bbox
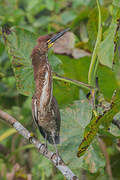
[98,137,113,180]
[0,109,79,180]
[53,74,94,91]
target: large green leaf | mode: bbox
[58,91,105,172]
[26,0,46,16]
[45,0,55,11]
[71,8,90,29]
[87,7,109,50]
[113,0,120,7]
[53,55,90,105]
[72,0,95,7]
[97,21,117,68]
[57,55,118,100]
[97,4,120,68]
[5,27,37,96]
[48,50,63,74]
[77,98,120,157]
[61,11,76,25]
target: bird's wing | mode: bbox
[52,96,61,133]
[32,95,47,141]
[32,96,38,128]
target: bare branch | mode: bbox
[0,109,80,180]
[98,137,113,180]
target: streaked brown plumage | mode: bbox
[31,29,69,145]
[30,31,63,146]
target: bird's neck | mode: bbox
[32,50,52,111]
[32,54,47,77]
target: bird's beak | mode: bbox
[47,28,70,48]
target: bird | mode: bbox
[31,29,69,151]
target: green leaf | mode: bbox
[87,7,109,50]
[83,139,105,173]
[48,52,63,74]
[114,32,120,86]
[73,0,92,7]
[26,0,46,15]
[110,123,120,137]
[32,151,53,178]
[9,144,34,156]
[57,55,118,101]
[97,4,120,68]
[113,0,120,7]
[77,98,120,157]
[5,27,37,96]
[61,11,76,25]
[97,65,118,99]
[97,21,117,68]
[71,8,90,29]
[59,93,92,167]
[0,128,16,142]
[33,16,51,28]
[58,92,105,172]
[53,55,90,105]
[45,0,55,11]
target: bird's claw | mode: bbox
[51,152,59,166]
[39,143,48,155]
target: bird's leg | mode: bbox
[39,143,48,155]
[51,133,59,165]
[45,133,48,149]
[37,133,48,155]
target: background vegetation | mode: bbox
[0,0,120,179]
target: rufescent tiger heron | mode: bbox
[31,28,69,155]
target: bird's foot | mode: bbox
[51,152,59,166]
[45,133,48,149]
[39,143,48,155]
[56,151,59,166]
[51,133,60,165]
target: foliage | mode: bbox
[0,0,120,179]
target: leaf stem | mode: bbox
[88,0,102,86]
[53,74,94,90]
[8,144,34,159]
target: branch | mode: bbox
[53,74,94,91]
[98,137,113,180]
[0,109,80,180]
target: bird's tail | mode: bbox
[47,134,60,144]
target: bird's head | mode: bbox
[37,28,70,54]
